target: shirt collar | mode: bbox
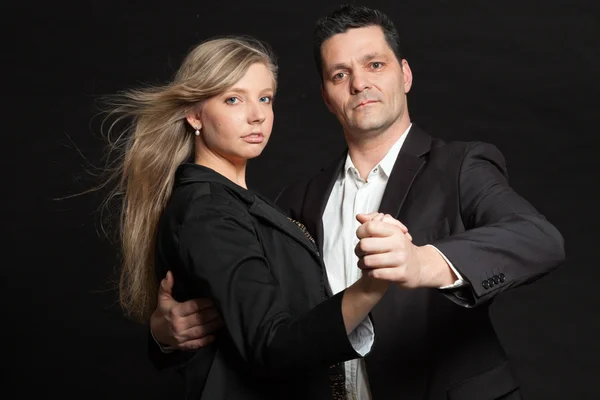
[343,123,413,179]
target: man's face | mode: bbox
[320,26,412,137]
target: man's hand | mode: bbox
[150,271,223,350]
[355,213,456,288]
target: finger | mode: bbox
[356,212,380,224]
[193,307,221,326]
[358,252,407,270]
[354,237,394,257]
[178,317,224,341]
[383,219,412,240]
[172,297,215,317]
[176,335,217,351]
[381,214,409,233]
[367,267,405,283]
[372,213,384,221]
[159,271,175,296]
[173,307,221,333]
[356,220,400,239]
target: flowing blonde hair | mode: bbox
[101,36,278,322]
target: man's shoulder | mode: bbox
[278,174,313,198]
[274,151,345,216]
[429,134,473,151]
[425,136,508,182]
[408,126,507,175]
[429,135,502,160]
[274,172,314,210]
[278,150,345,198]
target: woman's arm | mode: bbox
[178,193,387,370]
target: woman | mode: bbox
[106,36,388,399]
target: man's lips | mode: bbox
[354,100,378,109]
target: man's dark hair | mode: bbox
[313,4,403,81]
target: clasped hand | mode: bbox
[354,212,425,289]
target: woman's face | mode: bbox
[191,62,275,164]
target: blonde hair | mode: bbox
[102,36,278,322]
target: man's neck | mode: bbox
[346,119,411,180]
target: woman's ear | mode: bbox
[186,103,203,133]
[185,113,202,132]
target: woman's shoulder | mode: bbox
[173,181,251,221]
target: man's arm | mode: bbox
[354,142,564,307]
[147,271,223,370]
[432,142,565,306]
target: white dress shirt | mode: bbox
[322,124,465,400]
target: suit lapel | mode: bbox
[302,151,347,254]
[249,199,321,260]
[294,126,432,260]
[378,125,432,216]
[370,126,433,366]
[175,163,323,261]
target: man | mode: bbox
[148,5,564,399]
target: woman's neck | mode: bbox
[194,151,248,189]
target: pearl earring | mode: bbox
[194,126,200,136]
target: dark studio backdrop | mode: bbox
[5,0,599,398]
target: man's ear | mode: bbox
[401,59,413,94]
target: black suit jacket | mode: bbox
[275,125,564,400]
[153,164,360,399]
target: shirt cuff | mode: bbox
[348,316,375,356]
[150,328,175,354]
[426,244,466,290]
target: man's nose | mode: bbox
[350,70,372,94]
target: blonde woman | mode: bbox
[107,36,388,399]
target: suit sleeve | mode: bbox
[178,193,359,370]
[433,142,565,306]
[147,329,193,371]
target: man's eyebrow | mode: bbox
[327,52,387,74]
[360,52,386,63]
[327,62,350,74]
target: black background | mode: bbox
[5,0,599,398]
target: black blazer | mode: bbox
[154,164,360,400]
[275,125,564,400]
